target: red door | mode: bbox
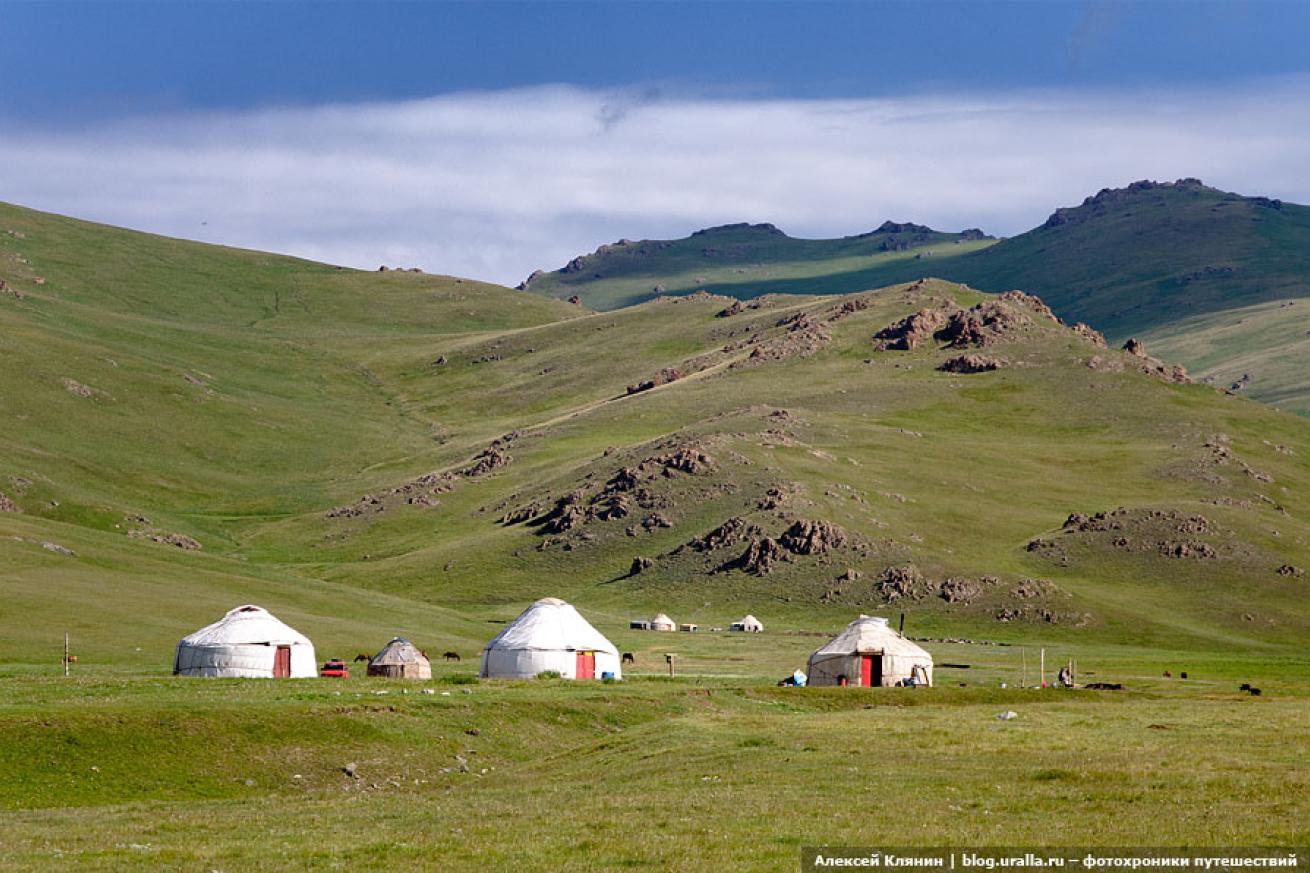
[273,645,292,678]
[575,651,595,679]
[861,654,882,687]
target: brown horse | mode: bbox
[353,653,371,663]
[443,651,461,662]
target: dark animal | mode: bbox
[1249,687,1262,696]
[1163,670,1172,678]
[1084,682,1123,691]
[1180,671,1188,679]
[443,651,461,662]
[354,653,371,663]
[64,655,78,663]
[1240,683,1252,691]
[622,652,635,665]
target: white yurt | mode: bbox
[650,612,677,632]
[481,597,621,680]
[173,605,317,678]
[731,614,764,633]
[367,637,432,679]
[806,615,933,687]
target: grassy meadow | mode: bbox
[2,201,1310,870]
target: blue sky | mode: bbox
[3,2,1310,284]
[4,1,1309,120]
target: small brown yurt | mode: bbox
[367,637,432,679]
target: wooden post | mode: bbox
[1040,647,1046,688]
[1021,647,1027,689]
[665,653,675,678]
[898,613,905,635]
[64,633,70,677]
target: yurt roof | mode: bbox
[371,637,428,666]
[484,598,617,654]
[180,605,312,647]
[740,614,762,625]
[811,615,929,659]
[652,612,675,624]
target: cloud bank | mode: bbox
[3,81,1309,287]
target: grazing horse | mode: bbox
[443,651,461,662]
[621,652,635,665]
[354,653,371,663]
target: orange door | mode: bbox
[274,645,291,678]
[575,651,595,679]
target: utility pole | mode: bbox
[64,633,70,677]
[1040,647,1046,689]
[1021,647,1027,689]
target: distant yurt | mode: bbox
[367,637,432,679]
[731,614,764,633]
[650,612,677,632]
[481,597,621,680]
[173,605,317,678]
[806,615,933,687]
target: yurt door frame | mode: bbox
[273,645,292,678]
[575,650,596,679]
[860,653,883,687]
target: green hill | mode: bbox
[528,180,1310,416]
[519,220,995,309]
[3,199,1310,670]
[5,201,1310,868]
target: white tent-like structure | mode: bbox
[480,597,621,680]
[806,615,933,687]
[650,612,677,632]
[731,614,764,633]
[367,637,432,679]
[173,605,317,678]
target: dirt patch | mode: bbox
[61,378,95,398]
[939,354,1006,373]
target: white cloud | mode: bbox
[2,80,1309,287]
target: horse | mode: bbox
[621,652,635,665]
[443,651,461,662]
[354,653,371,663]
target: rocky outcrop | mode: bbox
[627,367,684,395]
[872,307,953,351]
[1122,338,1189,383]
[778,519,849,555]
[938,354,1005,374]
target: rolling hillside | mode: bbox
[3,200,1310,675]
[519,220,995,310]
[529,179,1310,415]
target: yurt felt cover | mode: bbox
[806,615,933,687]
[650,612,676,630]
[174,605,317,678]
[368,637,432,679]
[481,597,621,679]
[737,614,764,631]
